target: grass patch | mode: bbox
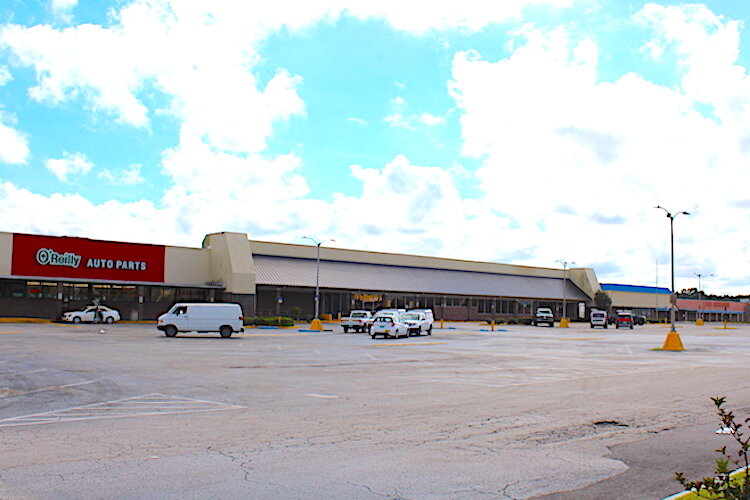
[673,469,747,499]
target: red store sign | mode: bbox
[11,234,165,283]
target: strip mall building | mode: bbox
[1,231,746,322]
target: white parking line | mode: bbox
[0,393,246,427]
[0,380,97,399]
[305,393,338,399]
[5,368,47,376]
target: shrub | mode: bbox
[244,316,295,327]
[675,397,750,499]
[289,306,302,320]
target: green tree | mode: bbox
[593,290,612,311]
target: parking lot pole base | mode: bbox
[662,331,685,351]
[695,318,704,326]
[559,317,570,328]
[310,319,324,331]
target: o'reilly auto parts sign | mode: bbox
[11,233,165,282]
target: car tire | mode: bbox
[427,326,432,335]
[371,335,376,339]
[164,325,177,337]
[604,324,608,329]
[72,316,81,324]
[343,326,349,333]
[219,326,233,338]
[105,316,114,324]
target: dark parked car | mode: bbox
[633,314,646,325]
[615,311,634,329]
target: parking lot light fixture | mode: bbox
[557,260,575,328]
[655,206,689,350]
[302,236,335,326]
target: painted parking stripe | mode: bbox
[559,337,605,341]
[370,342,446,347]
[5,368,47,376]
[0,380,97,399]
[0,393,246,427]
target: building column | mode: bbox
[137,285,145,321]
[55,282,65,319]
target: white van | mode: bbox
[157,303,244,338]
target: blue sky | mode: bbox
[2,1,750,294]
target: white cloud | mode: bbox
[4,1,750,295]
[635,4,750,129]
[0,112,29,165]
[384,96,445,130]
[0,181,169,245]
[345,0,572,34]
[347,117,369,126]
[50,0,78,22]
[0,66,11,86]
[98,164,145,185]
[0,1,308,147]
[448,19,750,292]
[45,151,93,181]
[418,112,446,126]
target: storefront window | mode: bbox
[63,283,89,301]
[25,282,57,299]
[1,281,27,298]
[92,284,111,301]
[149,287,176,303]
[499,299,515,314]
[109,285,136,301]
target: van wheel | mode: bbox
[427,326,432,335]
[343,326,349,333]
[164,326,177,337]
[220,326,233,338]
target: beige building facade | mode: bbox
[12,229,737,323]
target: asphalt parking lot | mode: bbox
[1,321,750,499]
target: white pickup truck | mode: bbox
[401,311,433,336]
[341,310,372,333]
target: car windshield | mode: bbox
[351,313,367,318]
[401,313,419,320]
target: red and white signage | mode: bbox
[11,233,165,283]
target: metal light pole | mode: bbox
[655,206,689,350]
[557,260,575,326]
[302,236,335,320]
